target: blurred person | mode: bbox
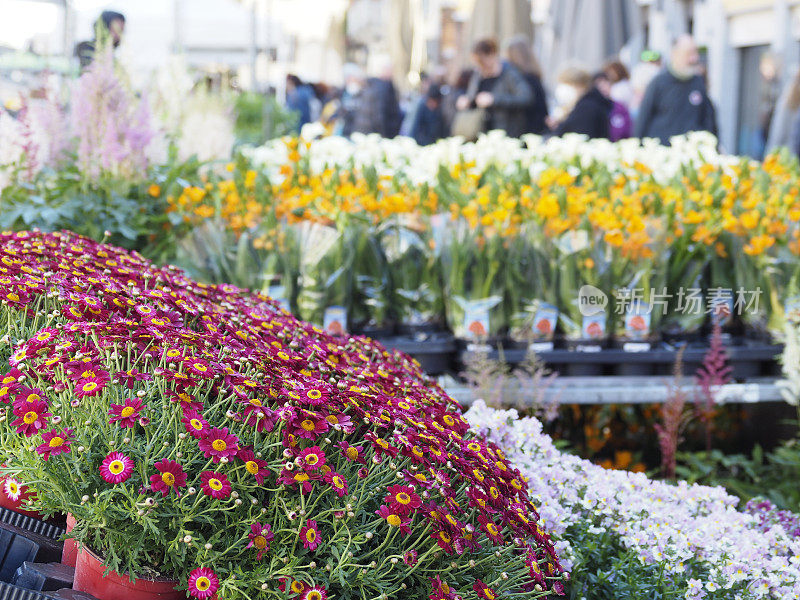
[408,84,446,145]
[506,35,549,135]
[604,59,633,107]
[285,74,314,133]
[455,38,533,137]
[634,35,717,144]
[75,10,126,68]
[339,63,365,137]
[353,58,402,138]
[442,68,474,134]
[629,50,662,119]
[594,71,632,141]
[551,66,612,139]
[767,67,800,153]
[400,71,432,137]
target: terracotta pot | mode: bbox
[73,546,184,600]
[62,513,78,567]
[0,474,44,520]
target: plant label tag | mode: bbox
[529,342,554,352]
[466,343,493,353]
[624,302,651,341]
[532,303,558,341]
[268,285,290,313]
[464,306,490,341]
[623,342,651,352]
[575,344,602,353]
[581,313,606,340]
[323,306,347,335]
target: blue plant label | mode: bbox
[323,306,347,335]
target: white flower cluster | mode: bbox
[464,401,800,600]
[245,129,739,187]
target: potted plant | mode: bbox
[0,230,565,600]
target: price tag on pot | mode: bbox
[323,306,347,336]
[532,303,558,341]
[581,313,606,340]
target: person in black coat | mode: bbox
[409,84,447,145]
[552,67,612,139]
[506,35,549,135]
[634,35,717,144]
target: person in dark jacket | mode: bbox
[409,84,446,145]
[506,35,549,135]
[75,10,125,68]
[285,74,314,133]
[442,68,474,134]
[456,38,533,137]
[552,67,612,139]
[634,35,718,144]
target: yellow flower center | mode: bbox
[307,389,322,399]
[109,460,125,474]
[396,492,411,505]
[306,529,316,542]
[49,436,64,447]
[190,419,203,430]
[245,461,259,475]
[23,411,38,424]
[121,406,135,418]
[487,523,498,535]
[194,363,207,372]
[212,439,227,452]
[208,478,223,491]
[304,454,318,465]
[196,576,210,591]
[301,419,316,431]
[8,482,18,494]
[253,535,267,549]
[345,448,358,460]
[333,476,343,488]
[307,593,322,600]
[161,472,175,486]
[387,514,401,527]
[82,382,97,392]
[167,349,180,357]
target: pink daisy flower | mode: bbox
[237,449,270,485]
[376,504,412,535]
[149,459,187,496]
[36,428,73,460]
[324,471,348,497]
[246,522,274,560]
[181,413,209,439]
[301,586,328,600]
[100,452,134,484]
[384,484,421,516]
[11,399,50,437]
[299,519,321,551]
[108,398,144,428]
[187,567,219,599]
[198,427,239,462]
[299,446,326,471]
[200,471,231,499]
[74,377,105,398]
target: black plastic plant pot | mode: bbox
[613,362,655,376]
[0,508,65,565]
[565,362,604,376]
[379,334,457,376]
[351,323,397,339]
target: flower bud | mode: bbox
[204,543,212,550]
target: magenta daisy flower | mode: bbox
[198,427,239,462]
[246,522,274,560]
[299,446,326,471]
[200,471,231,499]
[237,449,270,485]
[384,484,421,516]
[184,358,213,378]
[181,413,209,439]
[187,567,219,599]
[36,428,73,460]
[478,514,504,545]
[11,399,50,437]
[108,398,144,428]
[100,452,134,484]
[324,471,348,497]
[376,504,412,535]
[301,586,328,600]
[473,580,498,600]
[149,459,187,496]
[74,377,105,398]
[299,519,321,551]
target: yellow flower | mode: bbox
[147,184,161,197]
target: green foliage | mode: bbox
[564,522,720,600]
[234,92,298,145]
[676,441,800,512]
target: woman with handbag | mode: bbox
[453,38,533,140]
